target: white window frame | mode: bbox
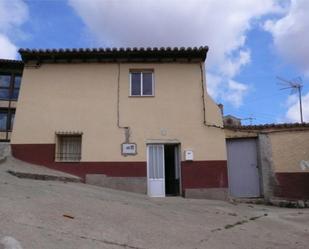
[129,71,154,97]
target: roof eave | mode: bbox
[0,59,24,70]
[19,46,209,64]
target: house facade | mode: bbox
[11,47,228,199]
[0,59,23,141]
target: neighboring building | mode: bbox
[11,47,228,199]
[223,115,241,127]
[225,123,309,201]
[0,59,24,141]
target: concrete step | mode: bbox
[0,142,11,160]
[7,170,81,183]
[269,198,309,208]
[0,153,81,183]
[229,197,266,205]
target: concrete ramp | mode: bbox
[0,143,11,161]
[0,144,81,183]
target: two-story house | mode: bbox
[11,47,228,199]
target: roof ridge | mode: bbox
[227,122,309,130]
[19,46,209,54]
[18,46,209,63]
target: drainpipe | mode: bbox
[116,62,131,143]
[199,62,223,129]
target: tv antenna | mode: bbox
[277,76,304,123]
[241,116,256,125]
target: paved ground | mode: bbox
[1,156,80,182]
[0,159,308,249]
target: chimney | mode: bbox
[218,103,224,116]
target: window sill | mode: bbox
[55,160,81,163]
[129,95,155,98]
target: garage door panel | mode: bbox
[227,139,260,198]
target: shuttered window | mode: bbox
[56,135,82,162]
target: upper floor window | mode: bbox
[130,70,154,96]
[0,74,21,101]
[13,76,21,100]
[0,109,15,131]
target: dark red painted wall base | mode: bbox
[182,161,228,189]
[275,173,309,200]
[11,144,146,181]
[11,144,229,191]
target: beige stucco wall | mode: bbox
[11,62,226,162]
[269,131,309,172]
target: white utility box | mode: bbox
[122,143,137,155]
[184,150,194,161]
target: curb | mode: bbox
[7,170,81,183]
[269,198,309,208]
[229,197,266,205]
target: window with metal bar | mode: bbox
[56,135,82,162]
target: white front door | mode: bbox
[147,144,165,197]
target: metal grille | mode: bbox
[56,135,82,162]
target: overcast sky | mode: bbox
[0,0,308,124]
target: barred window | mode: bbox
[56,135,82,162]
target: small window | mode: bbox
[10,113,15,130]
[14,76,21,88]
[12,89,19,100]
[0,75,11,87]
[130,71,154,96]
[0,109,15,131]
[12,76,21,100]
[0,89,10,99]
[0,74,21,101]
[56,135,82,162]
[0,112,8,131]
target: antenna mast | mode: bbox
[241,116,256,125]
[277,76,304,123]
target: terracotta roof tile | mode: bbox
[226,122,309,130]
[18,46,209,63]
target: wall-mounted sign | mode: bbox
[122,143,137,155]
[184,150,194,161]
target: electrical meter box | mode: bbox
[122,143,137,155]
[184,150,194,161]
